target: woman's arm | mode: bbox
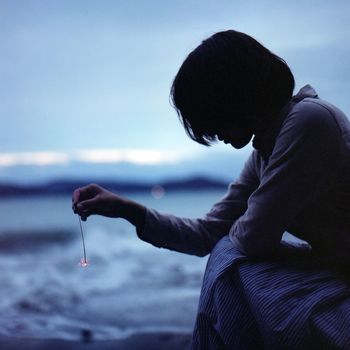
[135,152,259,256]
[72,153,260,257]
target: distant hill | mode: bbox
[0,148,247,186]
[0,176,229,197]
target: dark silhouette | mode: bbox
[73,30,350,349]
[171,30,294,147]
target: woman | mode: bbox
[73,30,350,349]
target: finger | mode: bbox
[72,184,98,207]
[80,209,94,221]
[72,188,82,207]
[76,197,97,212]
[75,207,90,219]
[75,198,102,219]
[77,184,100,201]
[72,206,89,218]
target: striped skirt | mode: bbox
[191,235,350,350]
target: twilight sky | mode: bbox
[0,0,349,182]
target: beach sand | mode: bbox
[0,332,192,350]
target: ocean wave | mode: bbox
[0,229,75,253]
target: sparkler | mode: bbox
[78,216,89,267]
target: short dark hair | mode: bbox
[170,30,295,146]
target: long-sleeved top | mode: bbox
[137,85,350,265]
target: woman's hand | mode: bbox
[72,184,146,230]
[72,184,126,221]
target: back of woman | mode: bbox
[285,93,350,267]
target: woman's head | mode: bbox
[171,30,295,146]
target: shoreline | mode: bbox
[0,332,192,350]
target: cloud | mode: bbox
[0,149,187,167]
[0,152,69,167]
[74,149,182,165]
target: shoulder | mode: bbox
[281,98,342,139]
[270,97,345,162]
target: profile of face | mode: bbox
[216,127,253,149]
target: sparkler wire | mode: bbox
[78,216,87,264]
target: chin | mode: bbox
[231,143,247,149]
[230,142,248,149]
[229,137,252,149]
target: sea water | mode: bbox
[0,189,226,340]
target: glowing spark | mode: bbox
[79,258,89,268]
[78,216,89,268]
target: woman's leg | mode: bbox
[190,236,264,350]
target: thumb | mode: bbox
[77,197,98,211]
